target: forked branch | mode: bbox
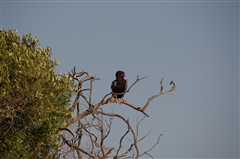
[139,134,164,158]
[58,68,176,159]
[141,78,176,111]
[126,75,148,93]
[122,77,176,117]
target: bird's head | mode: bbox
[115,70,126,77]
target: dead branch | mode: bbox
[58,68,176,158]
[96,111,140,158]
[122,101,149,117]
[58,127,74,137]
[136,116,146,138]
[63,136,96,159]
[115,125,130,158]
[141,79,176,111]
[121,78,176,117]
[137,131,151,143]
[139,134,164,158]
[126,75,148,93]
[65,75,176,127]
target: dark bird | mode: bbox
[111,70,128,103]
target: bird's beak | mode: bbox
[121,73,126,77]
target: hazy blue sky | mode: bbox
[1,0,239,158]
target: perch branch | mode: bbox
[122,101,149,117]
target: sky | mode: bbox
[1,0,239,158]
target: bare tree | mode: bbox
[56,67,176,159]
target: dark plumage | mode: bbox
[111,70,127,102]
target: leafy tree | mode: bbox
[0,29,176,159]
[0,29,73,158]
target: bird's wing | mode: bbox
[125,79,128,91]
[111,80,117,89]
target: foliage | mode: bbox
[0,29,176,159]
[0,29,73,158]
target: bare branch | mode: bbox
[96,111,140,158]
[115,125,130,158]
[126,75,148,93]
[141,79,176,111]
[89,80,93,104]
[65,73,176,127]
[58,127,74,138]
[137,130,151,143]
[122,101,149,117]
[58,67,176,158]
[71,93,80,111]
[63,136,96,159]
[139,134,164,158]
[136,116,147,137]
[119,78,176,117]
[144,153,154,159]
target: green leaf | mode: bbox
[0,29,73,159]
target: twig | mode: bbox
[96,111,140,158]
[136,116,146,137]
[139,134,164,158]
[141,79,176,111]
[115,125,130,157]
[126,75,148,93]
[63,136,96,159]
